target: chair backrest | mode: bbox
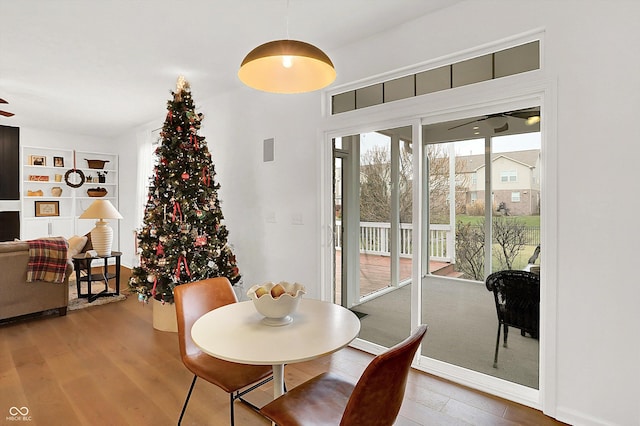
[486,270,540,333]
[340,324,428,426]
[174,277,238,357]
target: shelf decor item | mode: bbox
[28,175,49,181]
[53,156,64,167]
[85,159,110,169]
[35,201,59,217]
[65,150,85,188]
[78,200,123,256]
[29,155,46,166]
[87,187,108,197]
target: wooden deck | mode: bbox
[335,251,452,300]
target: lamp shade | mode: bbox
[238,39,336,94]
[79,200,123,220]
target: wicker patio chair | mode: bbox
[486,270,540,368]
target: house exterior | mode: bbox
[460,149,541,216]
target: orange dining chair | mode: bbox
[174,277,273,426]
[260,324,428,426]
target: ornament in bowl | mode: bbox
[247,281,306,326]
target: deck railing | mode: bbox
[335,221,541,263]
[334,221,453,262]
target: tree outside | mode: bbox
[357,138,537,280]
[454,216,533,281]
[359,142,468,224]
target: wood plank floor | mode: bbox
[0,268,565,425]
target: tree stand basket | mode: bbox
[152,298,177,332]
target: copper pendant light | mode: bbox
[238,39,335,94]
[238,1,336,94]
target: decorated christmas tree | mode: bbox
[129,76,240,304]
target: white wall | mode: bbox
[112,122,160,267]
[114,1,640,425]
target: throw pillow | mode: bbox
[83,232,93,253]
[67,235,88,259]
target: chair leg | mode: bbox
[229,393,235,426]
[178,375,197,425]
[232,376,274,424]
[503,324,509,348]
[493,324,501,368]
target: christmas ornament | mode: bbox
[181,172,189,180]
[195,234,207,246]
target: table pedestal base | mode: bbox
[273,364,285,398]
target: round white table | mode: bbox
[191,298,361,399]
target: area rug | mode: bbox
[68,279,127,311]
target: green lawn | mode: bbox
[456,214,540,227]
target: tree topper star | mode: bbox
[176,75,190,94]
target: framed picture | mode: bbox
[35,201,59,217]
[29,155,47,166]
[53,156,64,167]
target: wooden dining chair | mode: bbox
[260,324,428,426]
[174,277,273,426]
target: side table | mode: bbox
[72,251,122,303]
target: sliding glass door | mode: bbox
[333,126,413,346]
[421,107,541,388]
[332,107,542,390]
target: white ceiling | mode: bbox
[0,0,460,138]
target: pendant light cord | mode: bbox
[286,0,290,39]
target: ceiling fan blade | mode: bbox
[0,98,8,104]
[448,116,488,131]
[0,110,15,117]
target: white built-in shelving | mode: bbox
[20,146,119,246]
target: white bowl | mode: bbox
[247,282,306,326]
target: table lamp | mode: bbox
[79,200,123,256]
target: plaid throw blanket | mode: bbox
[27,237,69,284]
